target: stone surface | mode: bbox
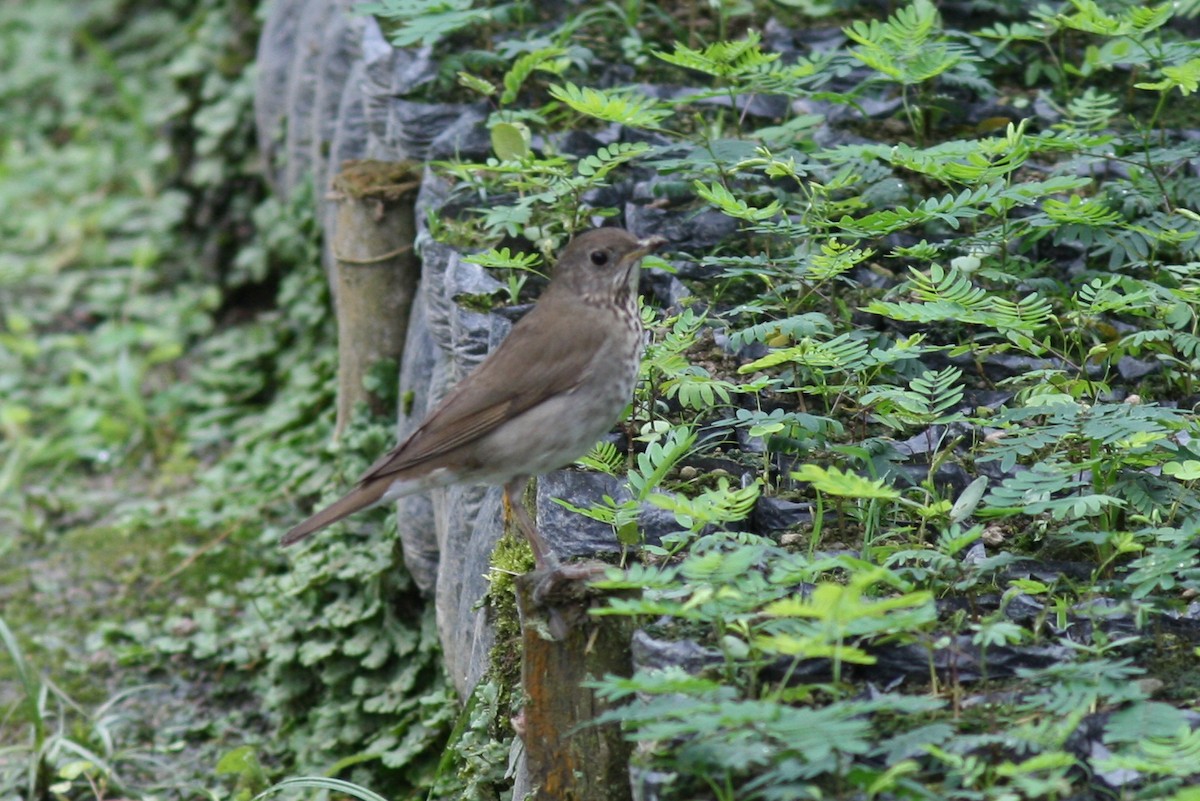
[281,0,337,194]
[254,0,306,192]
[311,0,363,220]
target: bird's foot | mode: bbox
[527,560,609,605]
[516,560,611,640]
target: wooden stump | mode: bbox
[515,570,636,801]
[329,160,421,438]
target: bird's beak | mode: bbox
[624,235,669,264]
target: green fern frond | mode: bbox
[910,366,965,417]
[648,479,761,532]
[1075,277,1153,316]
[577,142,650,179]
[807,240,875,281]
[366,0,506,47]
[1116,329,1172,353]
[1136,57,1200,96]
[844,0,939,50]
[501,47,568,105]
[738,333,872,374]
[1126,3,1175,35]
[548,82,671,127]
[463,247,543,270]
[576,440,623,475]
[1053,0,1124,36]
[457,71,496,97]
[654,32,780,79]
[991,294,1055,329]
[792,464,900,500]
[910,264,989,309]
[729,313,833,350]
[1055,0,1172,38]
[628,426,697,502]
[1043,196,1122,226]
[986,461,1126,520]
[865,264,1052,335]
[694,180,782,222]
[552,496,617,525]
[661,369,737,411]
[976,20,1049,45]
[996,175,1093,206]
[860,367,964,429]
[1061,89,1120,131]
[1172,332,1200,360]
[843,0,965,85]
[838,184,1003,237]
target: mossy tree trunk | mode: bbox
[516,573,636,801]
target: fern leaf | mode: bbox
[694,180,782,222]
[548,83,671,127]
[792,465,901,500]
[501,47,568,105]
[654,32,780,79]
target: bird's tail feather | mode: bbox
[281,480,390,546]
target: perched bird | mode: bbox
[282,227,667,568]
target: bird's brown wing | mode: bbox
[357,294,607,482]
[280,332,564,547]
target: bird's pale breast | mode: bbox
[464,300,642,483]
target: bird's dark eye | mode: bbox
[590,249,609,266]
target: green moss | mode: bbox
[487,527,535,695]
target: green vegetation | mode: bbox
[410,0,1200,797]
[4,0,1200,799]
[1,1,449,799]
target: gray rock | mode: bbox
[282,0,340,194]
[311,0,364,217]
[536,471,627,560]
[393,289,442,594]
[624,203,738,251]
[254,0,307,192]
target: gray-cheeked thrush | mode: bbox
[282,227,667,567]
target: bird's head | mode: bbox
[550,227,667,301]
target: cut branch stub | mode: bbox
[330,159,421,438]
[515,569,636,801]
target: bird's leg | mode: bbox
[503,477,611,638]
[503,476,557,570]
